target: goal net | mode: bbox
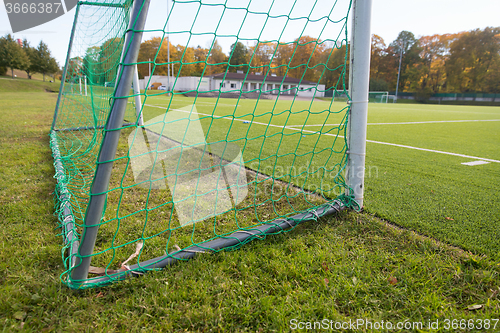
[333,90,387,103]
[51,0,370,289]
[368,91,388,103]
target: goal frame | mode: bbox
[51,0,372,288]
[369,91,389,103]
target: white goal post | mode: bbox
[346,0,372,209]
[333,90,386,103]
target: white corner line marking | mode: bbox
[461,161,490,166]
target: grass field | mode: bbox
[1,68,60,83]
[1,78,500,331]
[131,92,500,261]
[364,104,500,261]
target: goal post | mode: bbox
[50,0,371,289]
[69,0,151,284]
[368,91,388,103]
[346,0,372,208]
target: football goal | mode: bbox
[368,91,389,103]
[51,0,372,289]
[333,90,387,103]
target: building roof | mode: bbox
[210,72,317,85]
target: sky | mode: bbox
[0,0,499,67]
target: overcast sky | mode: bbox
[0,0,499,67]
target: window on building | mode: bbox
[230,83,236,88]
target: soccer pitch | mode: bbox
[2,80,500,328]
[139,94,500,259]
[364,103,500,260]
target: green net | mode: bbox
[368,91,389,103]
[51,0,356,289]
[333,90,388,103]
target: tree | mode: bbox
[369,78,389,91]
[367,35,399,90]
[482,33,500,92]
[99,38,123,84]
[138,37,162,78]
[174,45,196,76]
[370,34,386,80]
[249,41,275,73]
[402,42,423,92]
[270,42,293,77]
[368,35,391,91]
[193,46,208,76]
[0,34,30,79]
[390,30,417,55]
[82,46,101,84]
[287,36,324,82]
[228,41,249,73]
[321,44,349,91]
[389,31,419,93]
[22,39,37,79]
[65,57,83,82]
[137,37,176,78]
[417,34,457,93]
[206,39,227,75]
[446,27,500,92]
[32,41,59,81]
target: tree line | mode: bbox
[65,25,500,95]
[133,26,500,95]
[0,34,59,81]
[134,36,347,91]
[371,27,500,97]
[75,35,347,89]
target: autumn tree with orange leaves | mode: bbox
[370,27,500,95]
[134,26,500,95]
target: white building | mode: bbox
[140,72,325,98]
[210,72,324,98]
[140,75,209,91]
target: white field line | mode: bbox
[144,103,500,164]
[288,119,500,128]
[366,140,500,163]
[189,101,241,107]
[384,106,500,115]
[366,119,500,125]
[144,103,289,131]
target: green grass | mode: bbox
[1,68,61,84]
[0,78,60,94]
[1,79,500,331]
[363,103,500,261]
[52,90,349,286]
[132,94,500,261]
[138,93,348,191]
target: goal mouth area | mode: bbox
[64,200,346,289]
[51,125,353,289]
[49,0,373,289]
